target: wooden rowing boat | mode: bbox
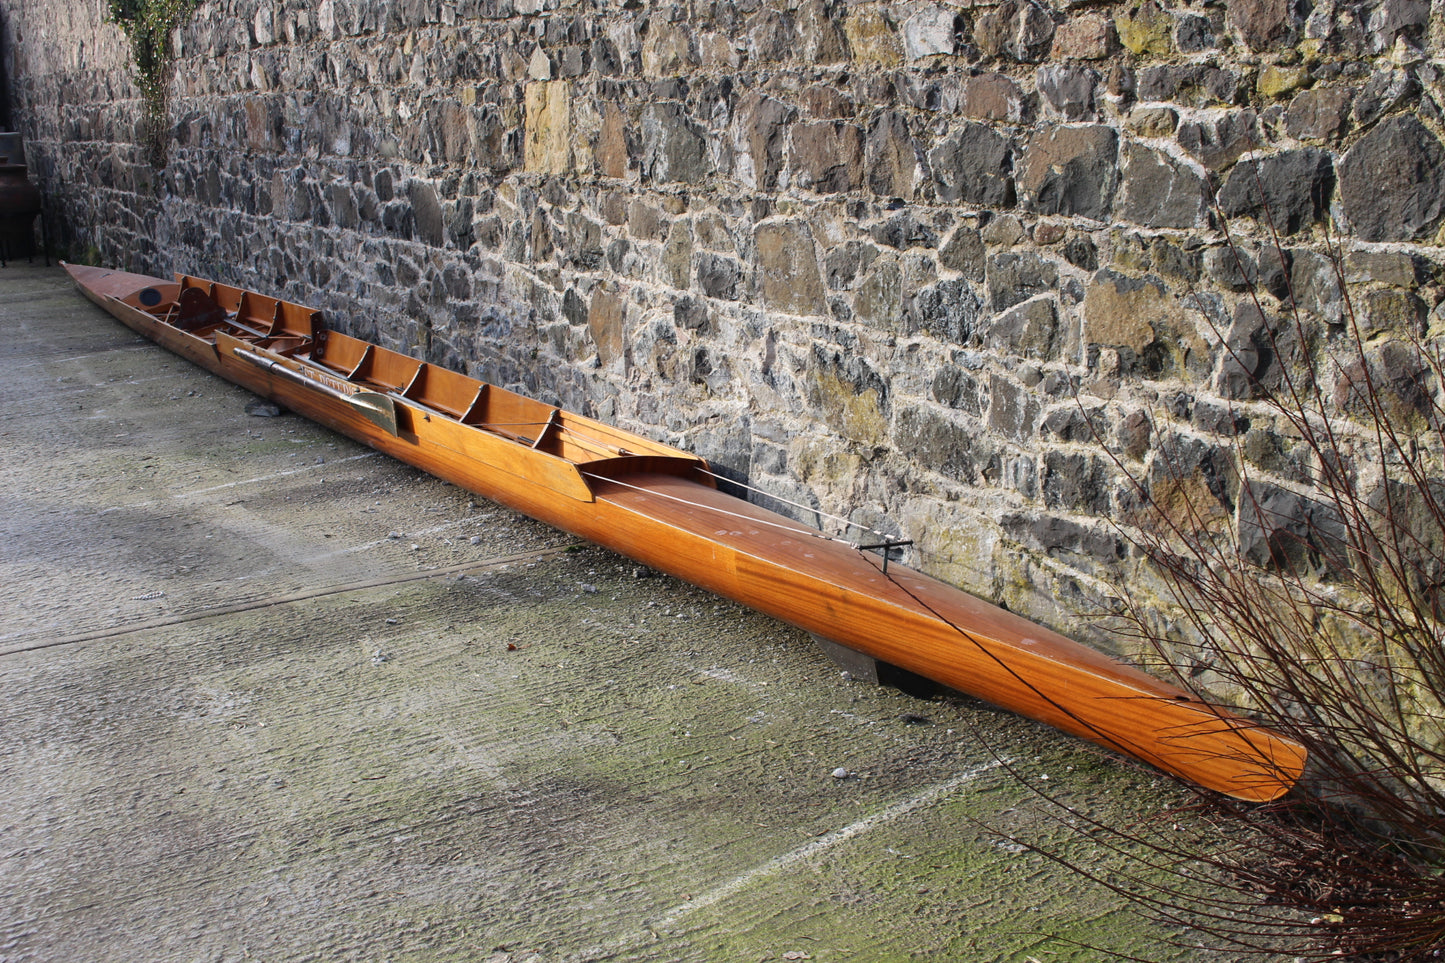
[63,261,1307,802]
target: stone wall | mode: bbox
[4,0,1444,652]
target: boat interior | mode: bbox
[129,274,691,468]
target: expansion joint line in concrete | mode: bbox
[0,543,586,657]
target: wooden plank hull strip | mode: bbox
[60,262,1308,802]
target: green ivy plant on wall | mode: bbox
[107,0,198,167]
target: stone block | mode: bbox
[908,278,980,343]
[987,372,1040,444]
[1054,14,1115,60]
[1176,110,1258,171]
[756,221,826,317]
[1338,115,1445,243]
[1115,2,1172,56]
[975,0,1055,63]
[1227,0,1300,52]
[1017,124,1118,222]
[408,179,445,247]
[661,220,693,290]
[902,6,956,60]
[1119,142,1207,230]
[865,111,922,199]
[587,286,625,366]
[523,80,570,174]
[790,121,864,193]
[697,252,742,301]
[1136,65,1239,107]
[641,102,709,184]
[984,295,1059,361]
[844,8,903,65]
[1083,269,1168,357]
[960,72,1028,124]
[1218,148,1334,235]
[735,92,794,192]
[1284,87,1353,143]
[986,251,1058,312]
[932,365,984,416]
[597,103,632,179]
[1037,65,1098,122]
[896,405,978,482]
[928,123,1014,207]
[806,347,888,446]
[939,227,985,280]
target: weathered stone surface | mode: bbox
[1017,125,1118,221]
[939,226,986,280]
[1363,288,1428,338]
[1227,0,1299,51]
[1037,65,1097,121]
[587,285,625,365]
[735,92,794,192]
[807,346,888,445]
[790,121,863,193]
[928,123,1014,207]
[642,19,698,77]
[1115,2,1172,57]
[1218,148,1334,235]
[855,256,902,328]
[697,252,742,301]
[661,220,692,289]
[1290,249,1345,323]
[1053,13,1114,60]
[932,363,984,415]
[523,80,570,174]
[1366,0,1430,53]
[902,6,956,61]
[869,212,938,250]
[1237,480,1348,573]
[976,0,1055,63]
[1353,69,1420,128]
[1176,110,1258,170]
[984,295,1059,360]
[896,405,977,482]
[844,7,903,65]
[1120,142,1207,230]
[960,72,1028,123]
[408,180,445,247]
[865,111,922,199]
[1126,106,1178,137]
[1136,65,1239,107]
[1215,301,1305,400]
[1338,115,1445,242]
[1084,270,1169,358]
[756,221,826,316]
[796,0,850,63]
[1000,511,1125,563]
[988,372,1041,443]
[987,251,1058,311]
[641,102,709,184]
[597,103,632,178]
[908,278,980,343]
[1256,64,1309,100]
[1175,13,1216,52]
[1285,87,1353,142]
[1041,451,1111,514]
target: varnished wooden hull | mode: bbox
[63,262,1308,801]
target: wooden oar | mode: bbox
[218,331,398,436]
